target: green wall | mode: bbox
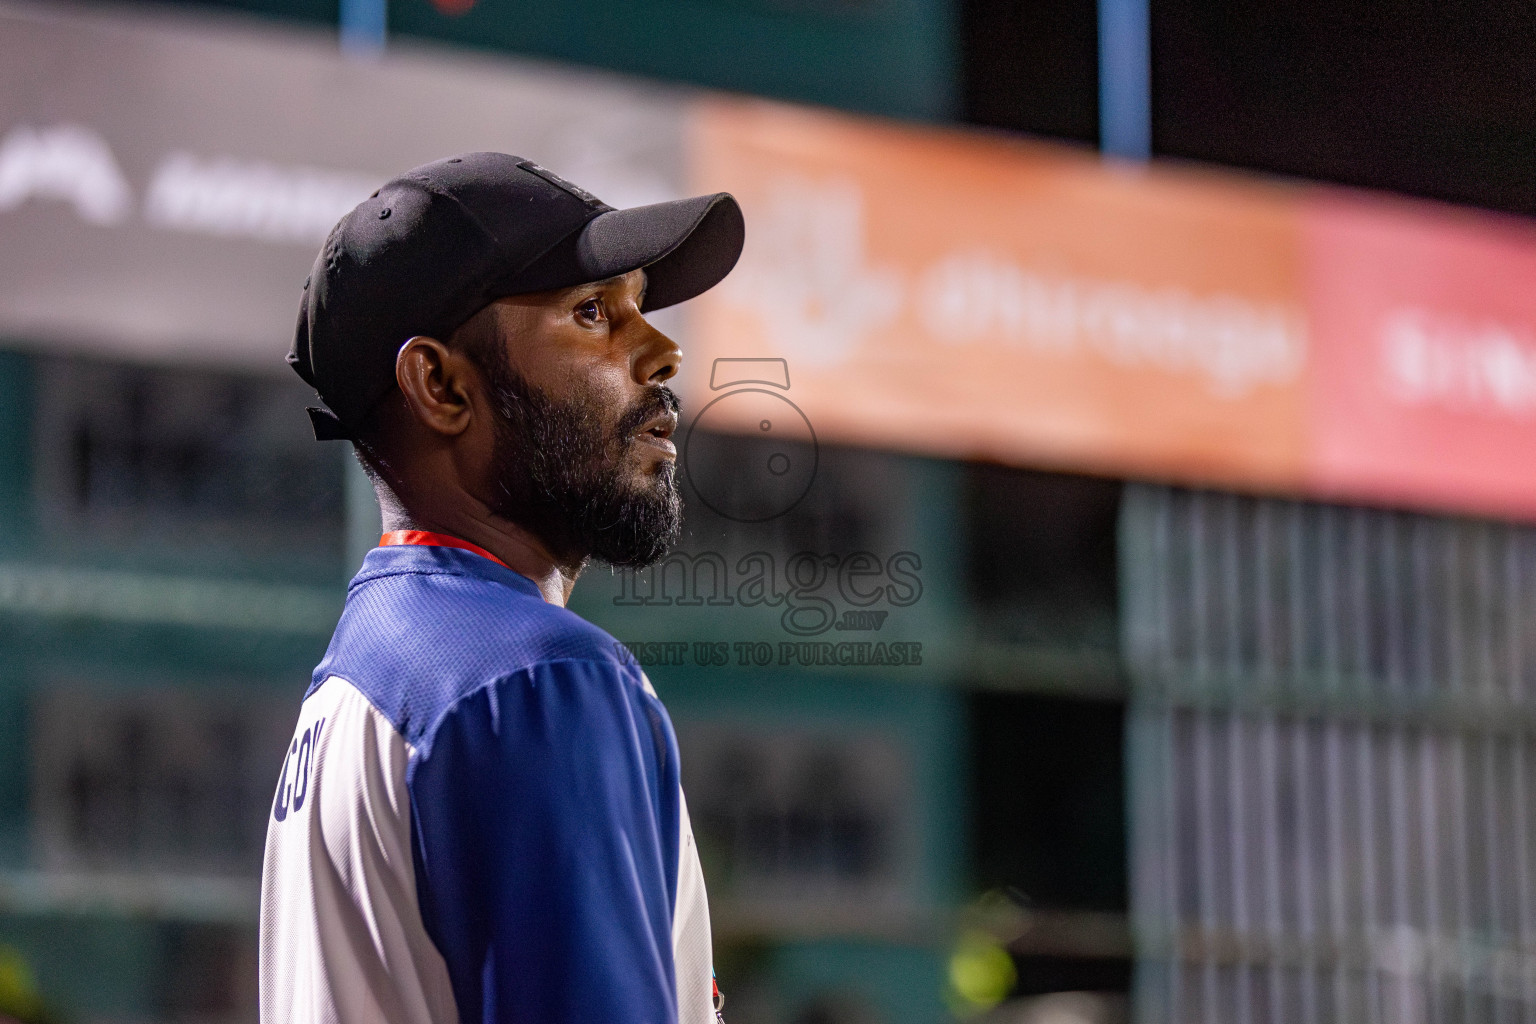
[124,0,959,122]
[390,0,957,121]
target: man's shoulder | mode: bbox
[312,554,634,749]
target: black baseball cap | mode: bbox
[288,152,745,439]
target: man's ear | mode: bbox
[396,335,478,437]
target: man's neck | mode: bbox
[377,494,583,607]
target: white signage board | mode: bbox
[0,1,688,370]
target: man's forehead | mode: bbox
[584,268,648,292]
[533,268,645,299]
[480,269,648,323]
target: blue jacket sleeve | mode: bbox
[407,659,683,1024]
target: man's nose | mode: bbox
[631,319,682,385]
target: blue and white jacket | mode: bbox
[259,538,717,1024]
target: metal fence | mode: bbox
[1123,484,1536,1024]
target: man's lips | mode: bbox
[635,411,679,457]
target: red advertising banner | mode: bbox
[1305,196,1536,519]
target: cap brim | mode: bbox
[575,193,744,312]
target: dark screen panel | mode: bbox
[960,0,1100,144]
[963,464,1120,651]
[1153,0,1536,216]
[968,691,1128,912]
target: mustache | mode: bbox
[614,384,681,439]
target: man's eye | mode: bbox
[577,298,605,323]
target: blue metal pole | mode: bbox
[337,0,386,571]
[339,0,387,55]
[1098,0,1151,160]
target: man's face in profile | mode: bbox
[467,269,684,568]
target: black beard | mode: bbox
[480,360,682,569]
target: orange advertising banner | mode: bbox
[686,99,1311,490]
[686,98,1536,521]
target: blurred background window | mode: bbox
[31,357,343,574]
